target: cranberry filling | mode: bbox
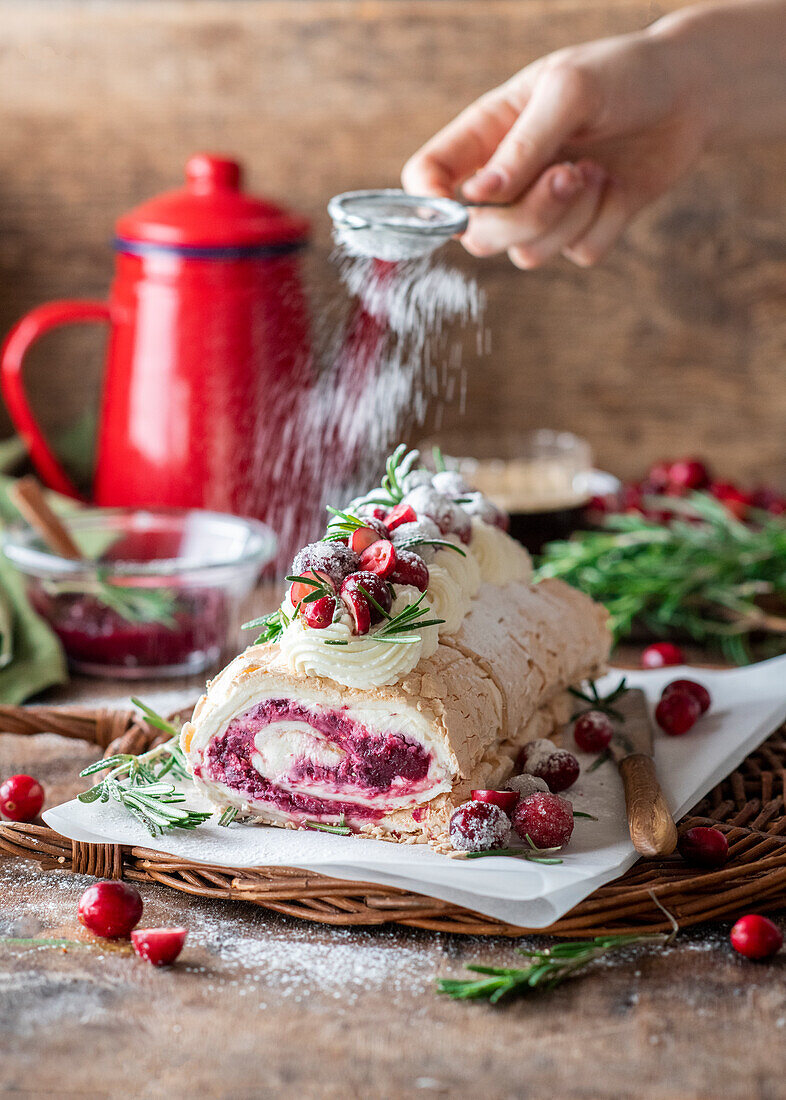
[203,699,433,821]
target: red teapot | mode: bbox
[1,154,312,527]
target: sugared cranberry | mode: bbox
[289,570,333,609]
[512,792,574,849]
[78,881,143,939]
[641,641,684,669]
[358,503,389,523]
[431,470,468,497]
[391,518,442,558]
[730,914,783,961]
[341,571,391,629]
[359,539,397,578]
[449,800,510,852]
[292,541,360,589]
[390,549,429,592]
[678,826,729,868]
[461,492,508,529]
[518,741,580,793]
[655,691,701,736]
[505,773,549,798]
[662,679,711,715]
[470,789,519,815]
[349,520,389,554]
[301,595,337,630]
[131,927,187,966]
[573,710,614,753]
[403,486,459,536]
[668,459,711,492]
[386,503,417,531]
[0,774,44,822]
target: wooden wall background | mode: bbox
[1,0,784,485]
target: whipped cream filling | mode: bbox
[278,585,439,689]
[469,517,532,585]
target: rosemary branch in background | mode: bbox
[537,493,786,664]
[44,574,177,627]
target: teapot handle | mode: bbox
[0,301,111,499]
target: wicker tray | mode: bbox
[1,704,785,936]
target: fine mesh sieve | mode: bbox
[328,189,470,261]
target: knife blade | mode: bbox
[609,688,677,857]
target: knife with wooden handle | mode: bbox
[610,688,677,857]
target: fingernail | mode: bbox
[466,167,505,197]
[550,164,584,201]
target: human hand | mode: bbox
[402,24,709,268]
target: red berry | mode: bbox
[647,461,673,491]
[662,679,711,715]
[343,571,391,621]
[301,595,337,629]
[340,586,370,635]
[0,774,44,822]
[519,742,580,793]
[386,503,417,531]
[290,569,333,608]
[655,691,701,736]
[641,642,685,669]
[512,792,574,849]
[622,486,644,514]
[131,927,187,966]
[710,482,751,521]
[359,539,397,578]
[678,826,729,868]
[78,881,143,939]
[730,914,783,961]
[750,487,786,515]
[292,541,360,589]
[668,459,711,492]
[390,549,429,591]
[449,800,510,852]
[573,710,614,754]
[349,520,389,554]
[470,789,519,815]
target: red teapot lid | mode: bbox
[115,154,310,253]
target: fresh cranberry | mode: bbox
[0,774,44,822]
[470,789,519,815]
[78,881,143,939]
[449,800,510,852]
[340,571,392,630]
[519,742,580,793]
[359,539,397,578]
[505,773,549,798]
[641,642,685,669]
[289,569,333,609]
[668,459,711,492]
[292,541,360,589]
[358,504,389,523]
[431,470,469,497]
[622,485,644,514]
[655,691,701,736]
[390,549,429,592]
[449,510,473,545]
[647,461,673,491]
[512,792,574,849]
[662,679,711,715]
[573,710,614,754]
[386,503,417,531]
[339,585,371,635]
[301,595,337,629]
[730,914,783,961]
[349,520,389,554]
[678,826,729,868]
[131,927,187,966]
[710,482,751,521]
[750,487,786,515]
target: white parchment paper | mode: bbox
[44,656,786,928]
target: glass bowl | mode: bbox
[3,508,276,679]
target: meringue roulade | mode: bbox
[181,447,611,841]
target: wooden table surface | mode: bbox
[2,665,785,1100]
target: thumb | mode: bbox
[463,66,591,204]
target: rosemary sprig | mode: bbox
[218,806,238,827]
[43,574,178,627]
[538,492,786,664]
[569,677,629,721]
[242,606,290,645]
[394,536,467,557]
[304,815,351,835]
[462,835,563,864]
[437,932,671,1003]
[323,506,370,542]
[362,588,445,645]
[373,444,421,506]
[432,445,447,473]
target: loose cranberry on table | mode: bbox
[662,679,712,715]
[0,774,45,822]
[470,789,519,815]
[573,710,614,754]
[730,914,783,961]
[301,595,337,630]
[512,792,574,850]
[506,773,550,799]
[131,927,188,967]
[449,800,510,852]
[678,826,729,869]
[655,691,701,736]
[390,549,429,592]
[359,539,397,578]
[78,881,143,939]
[518,741,580,793]
[641,642,685,669]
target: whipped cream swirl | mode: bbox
[469,517,532,585]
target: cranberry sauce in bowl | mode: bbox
[200,698,441,825]
[3,508,275,678]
